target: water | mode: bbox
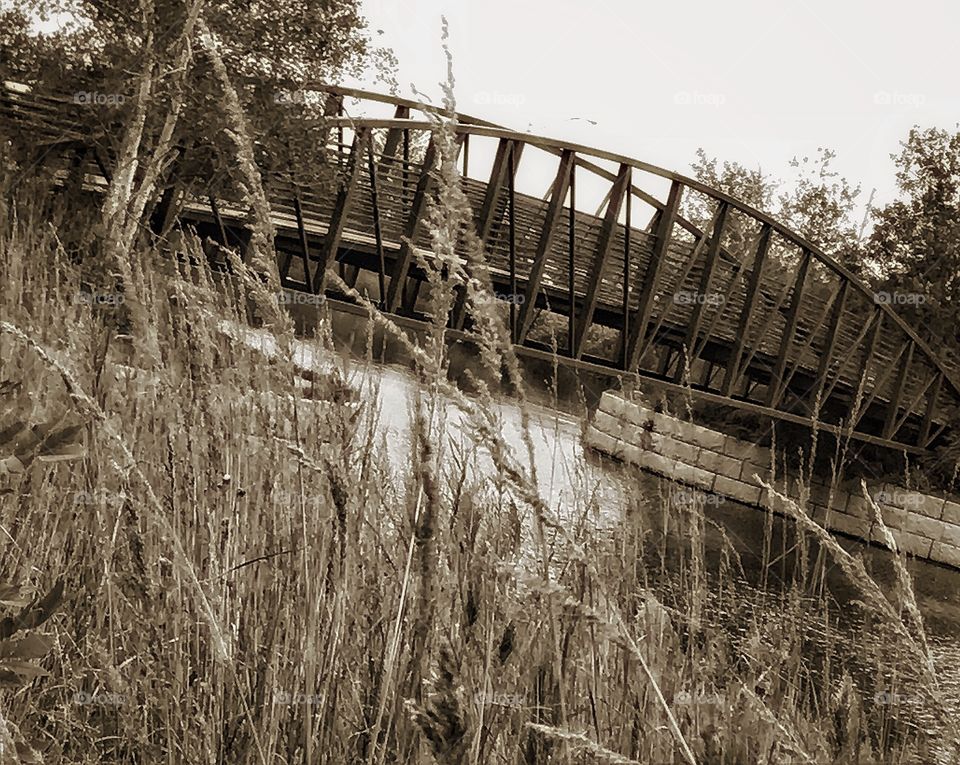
[228,321,960,743]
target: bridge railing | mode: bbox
[2,80,957,455]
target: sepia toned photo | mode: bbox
[1,1,959,762]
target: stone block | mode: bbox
[598,392,628,418]
[684,423,727,452]
[591,409,626,441]
[903,514,948,541]
[657,435,700,465]
[879,504,908,529]
[671,460,715,491]
[739,462,772,486]
[916,493,946,519]
[941,501,960,526]
[891,530,932,558]
[583,427,625,459]
[809,482,847,510]
[649,411,689,441]
[822,509,870,540]
[940,522,960,548]
[930,541,960,569]
[845,492,872,519]
[713,474,763,506]
[762,487,800,517]
[697,449,742,478]
[721,435,770,465]
[633,450,676,477]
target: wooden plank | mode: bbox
[809,278,849,405]
[312,127,369,293]
[292,193,312,285]
[883,340,914,439]
[517,149,575,342]
[721,223,772,396]
[765,250,812,405]
[625,179,683,370]
[919,371,943,446]
[366,133,388,307]
[775,281,845,407]
[572,163,631,359]
[819,306,879,405]
[381,104,412,160]
[852,340,906,429]
[452,137,523,328]
[386,136,438,312]
[620,187,632,367]
[568,165,577,353]
[890,369,939,441]
[674,202,730,381]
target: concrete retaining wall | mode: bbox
[585,391,960,570]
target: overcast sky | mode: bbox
[348,0,959,220]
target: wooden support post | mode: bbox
[312,127,368,293]
[386,136,438,312]
[674,201,729,382]
[919,371,943,446]
[721,223,772,396]
[573,163,631,359]
[567,164,577,354]
[451,137,523,328]
[366,133,388,308]
[809,278,849,406]
[765,250,811,406]
[290,193,312,285]
[517,149,575,342]
[508,148,517,341]
[620,188,633,368]
[883,340,914,439]
[625,180,683,370]
[381,104,412,160]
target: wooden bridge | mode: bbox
[3,82,959,456]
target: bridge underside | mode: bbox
[3,83,958,456]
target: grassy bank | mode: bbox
[1,149,958,765]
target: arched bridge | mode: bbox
[3,82,958,456]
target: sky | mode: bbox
[348,0,960,220]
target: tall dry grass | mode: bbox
[1,80,959,765]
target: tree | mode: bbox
[867,126,960,360]
[1,0,392,339]
[684,147,863,271]
[777,148,863,273]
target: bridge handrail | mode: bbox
[317,111,960,407]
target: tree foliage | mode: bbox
[684,147,863,272]
[867,126,960,359]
